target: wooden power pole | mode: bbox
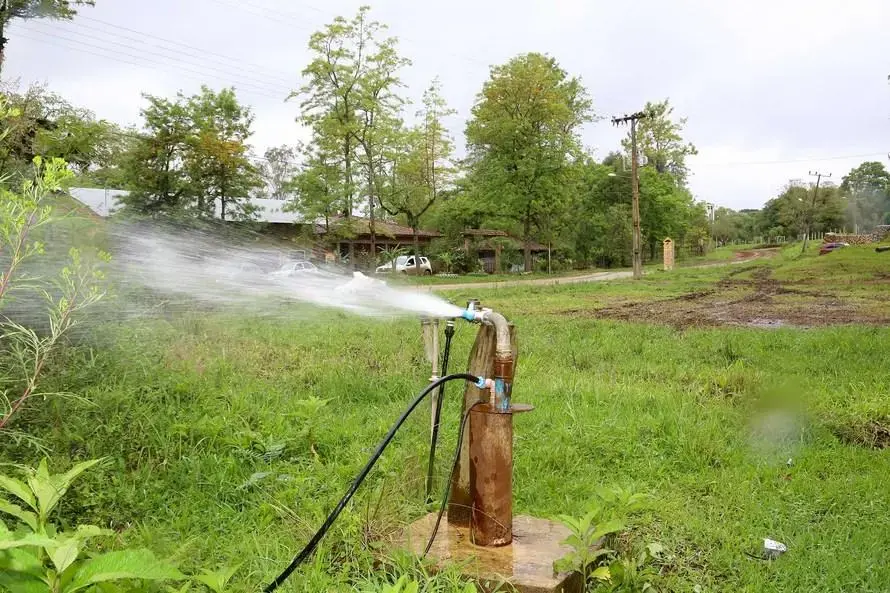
[802,170,831,254]
[612,111,648,280]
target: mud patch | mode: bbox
[592,268,890,329]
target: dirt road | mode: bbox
[418,249,775,292]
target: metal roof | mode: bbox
[67,188,305,224]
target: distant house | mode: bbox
[67,188,305,224]
[65,189,549,272]
[461,228,548,273]
[315,217,441,258]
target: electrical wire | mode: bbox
[262,372,480,593]
[423,400,482,558]
[75,15,295,83]
[12,28,288,101]
[26,21,295,91]
[424,319,455,503]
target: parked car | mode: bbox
[375,255,432,275]
[819,242,849,255]
[270,261,320,278]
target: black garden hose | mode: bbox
[263,372,480,593]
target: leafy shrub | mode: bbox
[0,459,186,593]
[555,486,663,592]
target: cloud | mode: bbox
[4,0,888,209]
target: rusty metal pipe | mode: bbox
[469,403,513,546]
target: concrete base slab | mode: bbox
[397,514,582,593]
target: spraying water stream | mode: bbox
[112,222,465,320]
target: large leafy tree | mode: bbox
[638,167,696,258]
[350,15,409,257]
[0,0,95,73]
[379,78,457,258]
[465,52,592,271]
[0,83,123,182]
[120,87,260,219]
[186,86,261,220]
[295,6,403,264]
[622,99,697,185]
[119,94,193,216]
[758,180,844,239]
[839,161,890,229]
[288,141,341,235]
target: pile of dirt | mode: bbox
[593,267,890,329]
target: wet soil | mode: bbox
[593,267,890,329]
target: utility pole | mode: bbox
[612,111,648,279]
[802,170,831,254]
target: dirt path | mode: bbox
[418,249,775,292]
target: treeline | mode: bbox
[712,161,890,244]
[3,6,887,272]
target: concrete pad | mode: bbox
[398,514,582,593]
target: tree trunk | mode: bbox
[344,137,356,269]
[523,215,532,272]
[369,191,376,267]
[413,224,420,274]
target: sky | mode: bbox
[5,0,890,210]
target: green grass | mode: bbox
[3,243,890,592]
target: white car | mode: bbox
[375,255,432,275]
[270,261,320,278]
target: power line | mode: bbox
[18,23,291,97]
[76,14,294,83]
[204,0,316,33]
[14,27,288,101]
[693,152,887,167]
[206,0,491,68]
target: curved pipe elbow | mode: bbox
[481,310,512,359]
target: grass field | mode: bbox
[3,243,890,592]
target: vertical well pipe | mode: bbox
[469,403,513,546]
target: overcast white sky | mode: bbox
[5,0,889,209]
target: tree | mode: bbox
[379,78,456,259]
[289,141,342,235]
[186,86,261,220]
[0,0,95,73]
[259,144,300,200]
[119,87,260,219]
[637,167,699,259]
[760,180,844,241]
[350,15,409,258]
[622,99,697,185]
[465,52,592,271]
[119,94,192,216]
[0,83,121,179]
[295,6,384,265]
[839,161,890,231]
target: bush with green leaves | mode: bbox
[0,152,109,445]
[0,459,187,593]
[555,487,663,592]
